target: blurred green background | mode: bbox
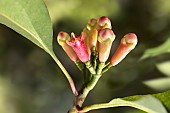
[1,0,170,113]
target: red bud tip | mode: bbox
[57,31,70,46]
[88,18,97,26]
[87,18,97,30]
[58,32,69,39]
[98,28,115,42]
[121,33,138,50]
[98,16,111,29]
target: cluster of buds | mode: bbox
[57,16,138,75]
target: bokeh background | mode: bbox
[1,0,170,113]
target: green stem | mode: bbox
[67,47,108,112]
[97,62,105,74]
[50,52,78,96]
[102,63,112,74]
[104,61,111,68]
[68,74,102,113]
[85,61,96,74]
[75,60,85,71]
[91,47,98,70]
[83,69,92,85]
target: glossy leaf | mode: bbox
[0,0,53,53]
[141,38,170,59]
[156,61,170,77]
[80,90,170,113]
[0,0,77,95]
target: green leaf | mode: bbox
[143,78,170,91]
[81,90,170,113]
[0,0,53,53]
[156,61,170,77]
[0,0,76,95]
[153,90,170,112]
[141,38,170,60]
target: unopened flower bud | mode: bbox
[57,31,70,46]
[83,27,90,48]
[67,32,90,63]
[97,28,115,63]
[87,18,97,30]
[57,32,78,61]
[87,28,98,50]
[83,27,90,36]
[110,33,138,66]
[97,16,112,30]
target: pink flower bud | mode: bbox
[57,31,70,46]
[97,28,116,63]
[110,33,138,66]
[57,32,78,61]
[67,32,90,63]
[97,16,112,29]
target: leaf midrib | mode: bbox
[17,1,52,53]
[0,12,51,54]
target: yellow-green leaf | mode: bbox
[0,0,75,95]
[0,0,53,53]
[81,90,170,113]
[156,61,170,77]
[141,38,170,60]
[143,78,170,91]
